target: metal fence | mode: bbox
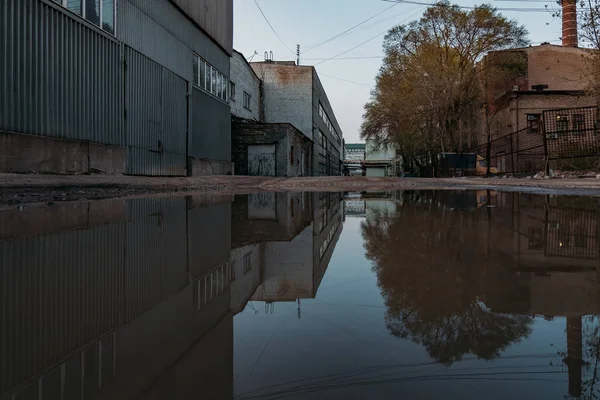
[543,106,600,160]
[472,106,600,175]
[471,127,546,174]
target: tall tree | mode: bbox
[362,1,528,171]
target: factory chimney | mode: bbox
[562,0,578,47]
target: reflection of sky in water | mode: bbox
[234,201,593,400]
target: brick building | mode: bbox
[250,61,344,176]
[479,0,599,173]
[230,53,313,177]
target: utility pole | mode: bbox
[297,44,300,65]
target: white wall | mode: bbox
[230,51,261,121]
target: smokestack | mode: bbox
[562,0,578,47]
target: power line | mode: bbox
[319,73,373,87]
[302,2,403,55]
[313,6,427,66]
[253,0,296,55]
[304,56,384,60]
[381,0,550,12]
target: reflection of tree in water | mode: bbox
[362,191,532,365]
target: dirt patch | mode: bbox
[1,174,600,208]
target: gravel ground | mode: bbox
[1,173,600,207]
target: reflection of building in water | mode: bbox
[228,192,344,306]
[344,192,402,220]
[0,195,234,400]
[473,193,600,399]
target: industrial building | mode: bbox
[250,60,344,176]
[1,0,233,176]
[230,51,313,176]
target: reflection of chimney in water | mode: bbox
[566,317,583,398]
[562,0,578,47]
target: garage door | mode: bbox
[248,144,276,176]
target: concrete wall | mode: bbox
[231,51,261,121]
[232,122,312,177]
[250,63,314,140]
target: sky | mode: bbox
[233,0,565,143]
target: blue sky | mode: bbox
[234,0,564,143]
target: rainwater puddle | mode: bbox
[1,190,599,399]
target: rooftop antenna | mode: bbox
[247,50,259,62]
[297,44,300,65]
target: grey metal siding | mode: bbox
[125,48,187,176]
[169,0,233,56]
[0,0,123,145]
[0,224,126,396]
[190,87,231,161]
[188,202,231,279]
[118,0,230,79]
[124,197,188,322]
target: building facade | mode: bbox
[345,143,366,162]
[230,50,261,122]
[1,0,233,176]
[480,43,597,172]
[250,61,344,176]
[364,140,402,177]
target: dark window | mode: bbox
[102,0,115,34]
[67,0,82,15]
[85,0,100,26]
[527,114,540,134]
[528,227,543,250]
[573,114,585,132]
[243,253,252,274]
[230,81,236,101]
[243,92,252,110]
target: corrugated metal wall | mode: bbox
[0,195,234,397]
[1,0,233,176]
[118,0,230,83]
[125,198,188,321]
[0,0,123,145]
[190,87,231,161]
[125,48,187,176]
[170,0,233,56]
[0,224,126,396]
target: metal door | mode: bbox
[248,144,276,176]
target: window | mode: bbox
[318,102,341,144]
[54,0,115,34]
[243,253,252,274]
[230,81,236,101]
[193,54,228,102]
[557,115,569,132]
[527,114,540,134]
[573,114,585,132]
[243,91,252,110]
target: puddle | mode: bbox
[1,190,599,399]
